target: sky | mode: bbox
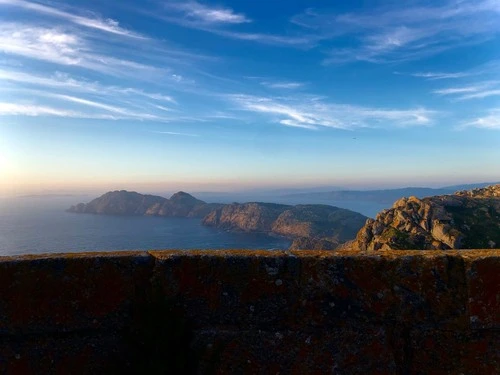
[0,0,499,196]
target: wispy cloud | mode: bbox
[432,80,500,100]
[0,0,144,38]
[229,94,437,130]
[462,110,500,130]
[152,131,199,137]
[164,1,251,24]
[48,93,131,114]
[146,3,315,47]
[0,93,177,121]
[0,102,129,119]
[205,29,315,46]
[460,89,500,100]
[0,69,176,103]
[260,81,306,89]
[0,23,164,77]
[292,0,500,64]
[408,72,476,80]
[400,60,500,80]
[433,87,480,95]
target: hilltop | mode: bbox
[342,184,500,251]
[67,190,221,218]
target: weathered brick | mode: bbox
[0,333,130,374]
[409,329,500,374]
[0,249,497,373]
[462,250,500,329]
[150,250,301,330]
[0,252,154,334]
[191,326,398,375]
[292,250,467,328]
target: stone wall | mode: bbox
[0,249,498,374]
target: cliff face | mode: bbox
[345,185,500,251]
[67,191,221,218]
[202,203,290,232]
[202,202,367,241]
[272,205,367,241]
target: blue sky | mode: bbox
[1,0,499,195]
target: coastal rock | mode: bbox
[271,205,366,241]
[202,202,367,244]
[345,184,500,251]
[202,203,289,232]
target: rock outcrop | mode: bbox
[202,203,290,233]
[202,202,367,242]
[344,184,500,251]
[272,205,367,241]
[67,190,222,218]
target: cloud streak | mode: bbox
[260,81,306,89]
[146,3,316,47]
[432,80,500,100]
[0,69,176,103]
[292,0,500,64]
[0,0,144,38]
[152,131,199,137]
[462,110,500,130]
[0,102,132,119]
[0,23,165,77]
[229,94,437,130]
[164,1,251,24]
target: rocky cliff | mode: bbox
[202,202,367,242]
[343,184,500,251]
[202,203,290,232]
[67,190,221,218]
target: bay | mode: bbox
[0,196,291,256]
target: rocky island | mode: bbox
[68,191,368,247]
[67,190,222,218]
[341,184,500,251]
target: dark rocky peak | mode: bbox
[169,191,205,205]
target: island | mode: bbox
[67,190,368,247]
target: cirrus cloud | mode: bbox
[228,94,437,130]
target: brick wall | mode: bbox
[0,250,498,374]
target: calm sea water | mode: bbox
[0,197,291,256]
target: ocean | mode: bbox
[0,196,291,256]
